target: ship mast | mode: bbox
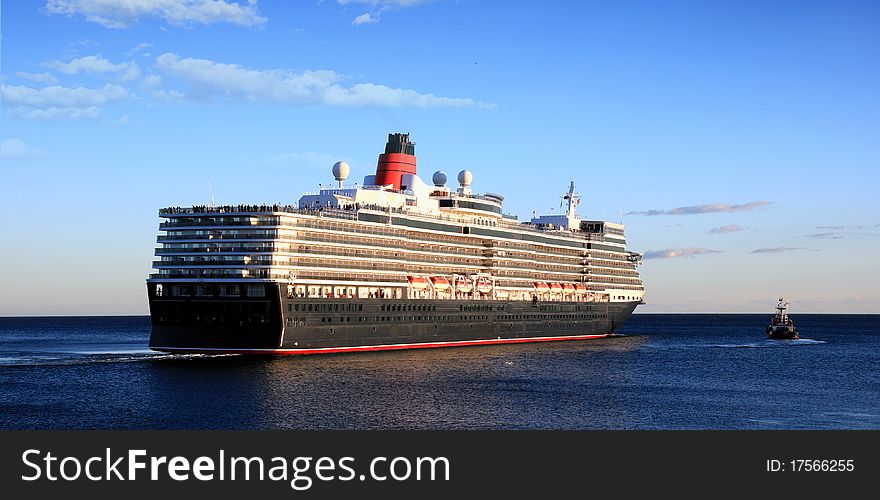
[562,180,581,225]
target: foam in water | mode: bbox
[710,339,828,348]
[0,351,237,367]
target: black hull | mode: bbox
[767,326,799,340]
[147,282,639,354]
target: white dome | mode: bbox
[457,169,473,186]
[432,171,448,187]
[332,161,350,181]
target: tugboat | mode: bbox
[767,298,799,339]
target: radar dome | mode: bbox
[432,171,448,187]
[332,161,350,182]
[457,169,473,187]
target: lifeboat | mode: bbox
[430,276,451,291]
[562,283,575,294]
[574,284,588,295]
[406,276,430,290]
[549,282,563,293]
[454,276,472,292]
[533,281,550,293]
[476,277,493,293]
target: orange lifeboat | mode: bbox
[430,276,451,291]
[454,276,472,292]
[476,277,493,293]
[549,282,563,293]
[562,283,576,294]
[533,282,550,292]
[575,284,588,295]
[407,276,430,290]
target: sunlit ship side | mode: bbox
[147,133,646,354]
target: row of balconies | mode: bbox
[297,234,484,256]
[151,262,641,288]
[155,245,276,254]
[159,219,282,229]
[156,227,632,263]
[157,233,293,241]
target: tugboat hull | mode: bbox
[767,326,799,340]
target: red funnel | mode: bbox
[374,133,417,190]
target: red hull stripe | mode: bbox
[153,333,616,356]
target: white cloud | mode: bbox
[8,106,103,121]
[338,0,427,25]
[45,55,141,81]
[352,12,378,25]
[1,83,128,107]
[16,72,60,84]
[155,52,489,108]
[45,0,267,29]
[151,89,186,102]
[141,74,163,89]
[0,139,49,159]
[125,42,153,57]
[1,83,127,121]
[338,0,427,7]
[643,248,721,260]
[627,201,771,216]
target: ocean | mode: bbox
[0,314,877,430]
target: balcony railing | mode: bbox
[159,220,283,229]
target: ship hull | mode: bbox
[767,326,799,340]
[147,283,639,355]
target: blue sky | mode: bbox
[1,0,878,315]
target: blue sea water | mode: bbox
[0,314,877,430]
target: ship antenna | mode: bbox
[208,176,216,208]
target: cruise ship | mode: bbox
[147,133,645,354]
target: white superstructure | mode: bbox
[152,133,645,305]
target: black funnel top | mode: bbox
[384,133,416,155]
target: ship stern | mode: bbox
[147,281,284,353]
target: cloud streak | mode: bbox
[8,106,103,120]
[751,247,807,254]
[627,201,771,216]
[643,248,721,260]
[45,0,267,28]
[1,83,128,107]
[45,55,141,81]
[155,52,491,108]
[806,232,844,240]
[710,224,743,234]
[339,0,428,25]
[16,72,59,84]
[1,83,127,121]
